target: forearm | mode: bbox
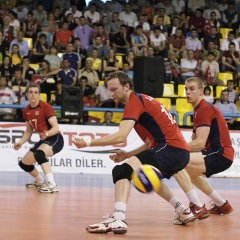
[46,125,59,137]
[19,130,32,144]
[91,131,126,146]
[125,144,149,158]
[187,139,204,152]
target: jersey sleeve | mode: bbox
[44,103,55,119]
[195,107,212,128]
[22,108,27,121]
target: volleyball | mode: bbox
[131,165,162,193]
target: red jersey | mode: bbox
[122,92,188,151]
[193,99,234,160]
[23,100,58,135]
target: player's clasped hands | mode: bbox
[109,150,127,163]
[39,130,48,141]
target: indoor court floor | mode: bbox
[0,172,239,240]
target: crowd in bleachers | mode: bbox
[0,0,240,125]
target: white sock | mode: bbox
[35,174,44,184]
[186,189,203,207]
[169,197,185,213]
[208,190,225,206]
[113,202,127,220]
[46,173,56,186]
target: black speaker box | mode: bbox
[133,56,164,97]
[61,86,83,119]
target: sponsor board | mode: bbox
[0,123,239,177]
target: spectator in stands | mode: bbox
[74,16,94,49]
[188,0,205,14]
[93,24,110,49]
[203,41,220,62]
[101,16,111,34]
[9,68,29,102]
[168,17,181,36]
[44,45,61,76]
[153,8,170,26]
[23,11,37,43]
[35,0,55,14]
[0,31,7,57]
[9,31,29,57]
[131,25,148,56]
[21,56,36,81]
[141,0,155,25]
[222,2,238,32]
[13,1,28,23]
[8,11,20,39]
[201,51,222,86]
[8,44,23,67]
[84,3,100,24]
[203,86,214,103]
[226,80,239,103]
[102,110,114,123]
[169,27,186,58]
[0,16,14,48]
[150,16,168,38]
[53,6,62,25]
[95,75,115,108]
[179,12,188,34]
[109,12,125,37]
[203,0,221,20]
[55,21,72,50]
[33,3,47,30]
[65,13,76,31]
[88,0,105,12]
[112,24,131,55]
[57,58,77,87]
[65,3,82,18]
[150,26,167,57]
[145,46,155,57]
[162,0,174,16]
[221,42,239,73]
[103,48,119,75]
[188,8,205,39]
[186,29,202,53]
[164,50,181,90]
[119,3,138,34]
[86,48,102,77]
[122,61,133,79]
[125,50,135,71]
[220,31,239,52]
[47,12,59,34]
[110,0,122,13]
[0,56,14,82]
[101,1,113,23]
[88,36,108,59]
[218,0,228,14]
[0,3,8,24]
[180,49,198,82]
[0,76,18,120]
[61,42,81,71]
[73,37,87,68]
[204,11,221,34]
[31,34,49,63]
[134,14,150,36]
[202,26,220,52]
[37,22,53,46]
[172,0,185,15]
[215,89,238,128]
[78,59,99,89]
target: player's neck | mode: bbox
[30,100,39,108]
[122,90,132,104]
[192,97,203,108]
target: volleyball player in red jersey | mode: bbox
[175,77,233,216]
[14,83,64,193]
[72,71,202,234]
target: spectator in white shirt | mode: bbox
[172,0,185,14]
[65,3,82,18]
[134,14,150,35]
[220,31,239,52]
[150,26,167,57]
[84,3,100,25]
[203,0,221,20]
[162,0,174,16]
[13,1,28,23]
[218,0,228,13]
[9,11,20,38]
[110,0,122,13]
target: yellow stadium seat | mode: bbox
[236,87,240,94]
[218,72,233,85]
[98,80,104,85]
[23,38,33,50]
[178,84,185,97]
[112,112,123,123]
[155,98,171,110]
[208,85,214,97]
[219,28,233,38]
[88,111,105,122]
[176,98,193,126]
[116,55,123,69]
[163,83,175,96]
[236,101,240,110]
[40,93,47,102]
[215,86,226,98]
[29,64,40,72]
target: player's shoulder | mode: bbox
[39,100,53,109]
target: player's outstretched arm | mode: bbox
[188,126,210,151]
[14,122,33,150]
[73,120,135,149]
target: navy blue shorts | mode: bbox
[30,134,64,155]
[201,150,233,178]
[135,143,189,179]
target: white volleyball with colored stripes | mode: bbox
[131,165,162,193]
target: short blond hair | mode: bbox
[185,77,204,89]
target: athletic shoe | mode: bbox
[86,215,128,234]
[189,202,210,220]
[174,207,195,225]
[26,180,47,188]
[38,182,59,193]
[209,200,233,214]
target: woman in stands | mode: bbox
[0,55,14,82]
[125,51,135,71]
[8,44,23,66]
[23,11,37,44]
[103,48,119,75]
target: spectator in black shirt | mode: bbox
[73,37,87,68]
[202,26,220,51]
[0,55,14,83]
[21,56,36,81]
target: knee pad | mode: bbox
[19,161,34,172]
[34,150,48,165]
[112,163,134,184]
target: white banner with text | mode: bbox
[0,123,239,177]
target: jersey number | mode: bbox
[29,119,38,130]
[160,104,176,124]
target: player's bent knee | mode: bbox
[112,163,133,184]
[34,150,48,165]
[19,161,34,172]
